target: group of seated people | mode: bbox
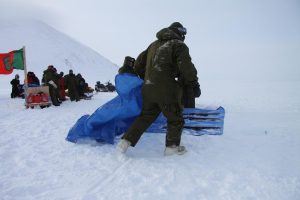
[10,71,41,99]
[10,66,95,106]
[10,55,196,108]
[42,66,95,106]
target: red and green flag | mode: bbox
[0,48,24,75]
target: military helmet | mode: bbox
[169,22,187,40]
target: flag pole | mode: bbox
[22,46,28,104]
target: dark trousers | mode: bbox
[48,85,60,106]
[122,95,184,147]
[11,87,20,98]
[68,87,79,101]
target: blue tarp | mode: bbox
[66,73,225,144]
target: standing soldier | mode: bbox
[117,22,200,156]
[64,70,79,101]
[76,73,86,98]
[52,67,61,103]
[42,65,60,106]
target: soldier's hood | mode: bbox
[156,28,183,41]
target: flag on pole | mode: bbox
[0,48,24,74]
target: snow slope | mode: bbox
[0,21,300,200]
[0,20,118,93]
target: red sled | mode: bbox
[25,86,51,109]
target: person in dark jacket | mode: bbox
[118,56,136,75]
[117,22,200,156]
[64,70,80,101]
[76,73,86,98]
[27,72,40,87]
[52,67,61,102]
[42,65,60,106]
[31,72,40,86]
[10,74,21,98]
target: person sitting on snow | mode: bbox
[27,71,40,87]
[10,74,21,98]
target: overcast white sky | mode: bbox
[1,0,300,81]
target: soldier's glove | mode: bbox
[193,82,201,98]
[48,80,58,89]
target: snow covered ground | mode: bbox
[1,79,299,200]
[0,17,299,200]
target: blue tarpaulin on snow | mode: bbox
[66,73,225,144]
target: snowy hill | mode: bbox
[0,20,118,93]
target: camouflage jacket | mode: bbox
[134,27,198,104]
